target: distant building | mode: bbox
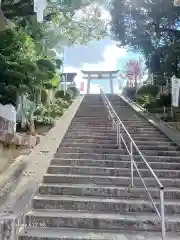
[60,72,77,90]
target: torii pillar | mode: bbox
[87,74,91,94]
[110,73,114,94]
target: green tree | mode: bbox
[1,0,98,19]
[0,28,59,133]
[110,0,180,80]
[15,4,108,57]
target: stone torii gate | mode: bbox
[81,70,119,94]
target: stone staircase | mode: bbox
[18,94,180,239]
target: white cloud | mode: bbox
[82,43,126,71]
[64,43,126,72]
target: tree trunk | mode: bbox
[20,95,27,129]
[37,88,42,105]
[27,119,36,135]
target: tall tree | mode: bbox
[1,0,98,19]
[110,0,180,79]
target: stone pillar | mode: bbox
[87,74,91,94]
[110,74,114,94]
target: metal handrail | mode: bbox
[100,89,166,240]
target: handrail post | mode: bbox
[130,141,134,188]
[112,112,116,130]
[117,120,119,145]
[160,189,166,240]
[117,121,121,149]
[11,219,16,240]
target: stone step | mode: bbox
[142,150,180,157]
[60,142,178,151]
[138,145,178,151]
[71,117,109,121]
[72,119,148,123]
[122,154,180,163]
[66,131,116,136]
[73,117,109,120]
[32,194,180,215]
[55,153,180,163]
[18,227,125,240]
[64,134,170,142]
[47,165,180,179]
[55,147,127,155]
[24,210,180,232]
[70,124,113,128]
[18,226,180,240]
[64,134,118,140]
[50,158,180,170]
[56,147,180,157]
[43,174,180,188]
[72,119,147,123]
[60,143,119,149]
[63,138,175,146]
[66,132,168,140]
[67,129,163,136]
[69,126,158,132]
[39,183,180,200]
[62,138,118,144]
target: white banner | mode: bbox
[34,0,48,22]
[0,104,16,133]
[171,75,180,107]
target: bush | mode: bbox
[34,116,55,126]
[123,87,136,100]
[136,84,158,97]
[55,99,70,109]
[64,92,71,102]
[46,103,63,118]
[157,94,171,107]
[55,90,72,102]
[34,105,48,116]
[55,90,64,99]
[67,86,80,98]
[136,94,157,110]
[160,115,174,122]
[34,103,63,120]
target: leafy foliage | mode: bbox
[136,85,158,97]
[67,86,80,98]
[5,2,108,56]
[110,0,180,83]
[55,90,65,99]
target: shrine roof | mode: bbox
[63,72,77,76]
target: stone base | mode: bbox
[0,130,39,148]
